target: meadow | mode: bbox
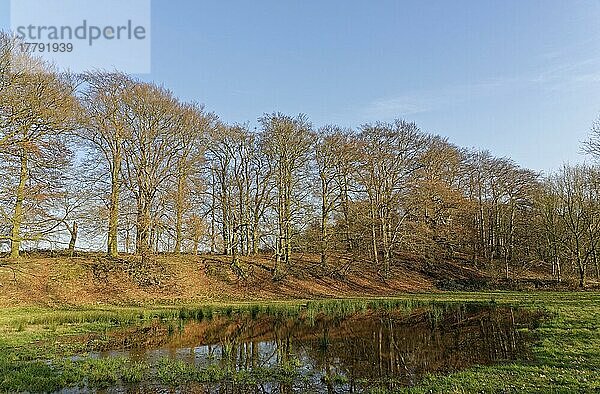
[0,291,598,393]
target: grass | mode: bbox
[0,292,598,393]
[0,297,434,340]
[390,292,600,393]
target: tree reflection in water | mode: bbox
[97,304,542,393]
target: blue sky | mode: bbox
[2,0,600,172]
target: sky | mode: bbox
[2,0,600,173]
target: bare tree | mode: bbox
[536,181,563,282]
[409,137,470,259]
[583,117,600,161]
[173,103,216,254]
[119,81,187,258]
[260,113,315,278]
[356,120,428,277]
[546,165,600,287]
[205,124,237,255]
[79,72,132,257]
[0,43,78,258]
[315,126,344,266]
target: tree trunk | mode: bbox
[174,172,185,254]
[221,180,231,255]
[125,225,131,254]
[340,176,352,251]
[274,237,282,278]
[68,221,78,253]
[107,151,120,257]
[577,255,585,288]
[274,200,284,278]
[370,200,379,268]
[594,249,599,280]
[209,170,217,254]
[193,237,199,255]
[320,175,328,266]
[10,148,27,259]
[381,206,390,278]
[274,178,287,279]
[136,195,152,257]
[284,190,291,267]
[252,219,259,255]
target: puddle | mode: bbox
[61,303,544,393]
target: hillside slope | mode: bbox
[0,252,572,307]
[0,253,437,306]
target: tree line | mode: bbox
[2,33,600,286]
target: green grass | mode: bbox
[0,292,598,393]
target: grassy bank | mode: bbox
[0,292,598,393]
[397,292,600,393]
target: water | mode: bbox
[72,303,543,393]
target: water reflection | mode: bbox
[92,304,541,393]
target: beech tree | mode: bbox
[0,42,78,258]
[545,165,600,287]
[172,103,215,254]
[356,120,428,277]
[536,181,563,282]
[246,131,275,255]
[119,81,187,257]
[79,72,132,257]
[328,130,360,252]
[315,126,343,265]
[204,124,274,263]
[205,124,237,255]
[260,113,315,278]
[409,137,470,259]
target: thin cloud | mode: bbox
[362,54,600,121]
[362,79,511,120]
[364,97,431,118]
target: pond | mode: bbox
[59,302,543,393]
